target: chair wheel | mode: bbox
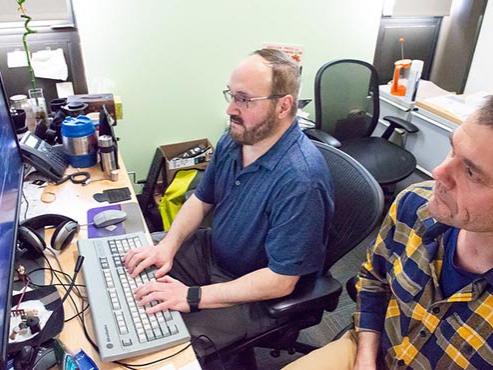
[288,348,296,355]
[270,350,281,358]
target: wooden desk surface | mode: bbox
[33,160,198,369]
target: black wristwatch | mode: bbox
[187,286,202,312]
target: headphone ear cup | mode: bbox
[51,220,79,251]
[17,226,46,259]
[14,345,37,370]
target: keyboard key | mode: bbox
[122,338,132,347]
[169,325,179,335]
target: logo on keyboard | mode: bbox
[104,325,114,349]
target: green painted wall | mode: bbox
[72,0,383,181]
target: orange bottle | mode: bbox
[390,59,412,96]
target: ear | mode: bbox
[277,95,294,119]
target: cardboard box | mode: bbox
[159,138,213,186]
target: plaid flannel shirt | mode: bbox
[354,181,493,369]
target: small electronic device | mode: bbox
[177,144,209,159]
[93,210,127,228]
[93,187,132,203]
[18,132,68,182]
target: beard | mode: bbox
[229,106,277,145]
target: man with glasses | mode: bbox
[124,49,334,362]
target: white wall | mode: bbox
[72,0,383,178]
[465,1,493,93]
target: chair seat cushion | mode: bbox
[341,137,416,185]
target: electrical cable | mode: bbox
[28,267,87,300]
[21,186,29,221]
[55,171,91,185]
[14,277,30,311]
[27,271,87,300]
[40,254,86,323]
[44,248,87,300]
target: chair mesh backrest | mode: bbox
[315,59,380,142]
[313,141,384,272]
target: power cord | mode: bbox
[38,254,87,323]
[44,248,87,300]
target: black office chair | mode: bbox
[304,59,418,191]
[206,141,384,369]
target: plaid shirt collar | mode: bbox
[421,215,493,288]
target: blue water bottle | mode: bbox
[61,115,98,168]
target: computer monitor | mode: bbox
[0,73,24,367]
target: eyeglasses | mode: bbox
[222,89,285,109]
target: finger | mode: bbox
[134,280,163,299]
[137,291,164,307]
[125,250,146,271]
[156,275,176,283]
[123,248,138,265]
[147,301,171,314]
[155,265,169,278]
[133,281,151,299]
[131,256,154,277]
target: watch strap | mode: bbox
[187,286,201,312]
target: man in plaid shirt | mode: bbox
[285,97,493,370]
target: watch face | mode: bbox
[187,286,201,311]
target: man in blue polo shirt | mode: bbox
[124,49,334,357]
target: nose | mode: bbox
[432,154,455,189]
[226,99,239,116]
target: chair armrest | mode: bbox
[381,116,419,140]
[263,275,342,319]
[303,128,342,148]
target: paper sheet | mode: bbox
[56,81,74,98]
[423,92,491,122]
[7,50,29,68]
[31,48,68,81]
[19,181,47,222]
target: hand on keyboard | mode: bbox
[134,275,191,313]
[124,243,174,278]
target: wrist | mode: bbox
[187,286,202,312]
[157,239,178,258]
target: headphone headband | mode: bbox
[20,214,77,230]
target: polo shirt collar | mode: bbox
[255,118,302,171]
[227,118,302,171]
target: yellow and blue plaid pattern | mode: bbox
[354,181,493,369]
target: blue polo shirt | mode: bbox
[195,121,334,277]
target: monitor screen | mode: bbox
[0,73,24,367]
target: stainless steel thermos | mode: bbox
[98,135,117,178]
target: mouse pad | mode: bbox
[86,202,146,239]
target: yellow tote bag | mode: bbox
[158,169,198,231]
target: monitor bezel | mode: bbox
[0,72,24,368]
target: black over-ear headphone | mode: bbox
[17,214,79,259]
